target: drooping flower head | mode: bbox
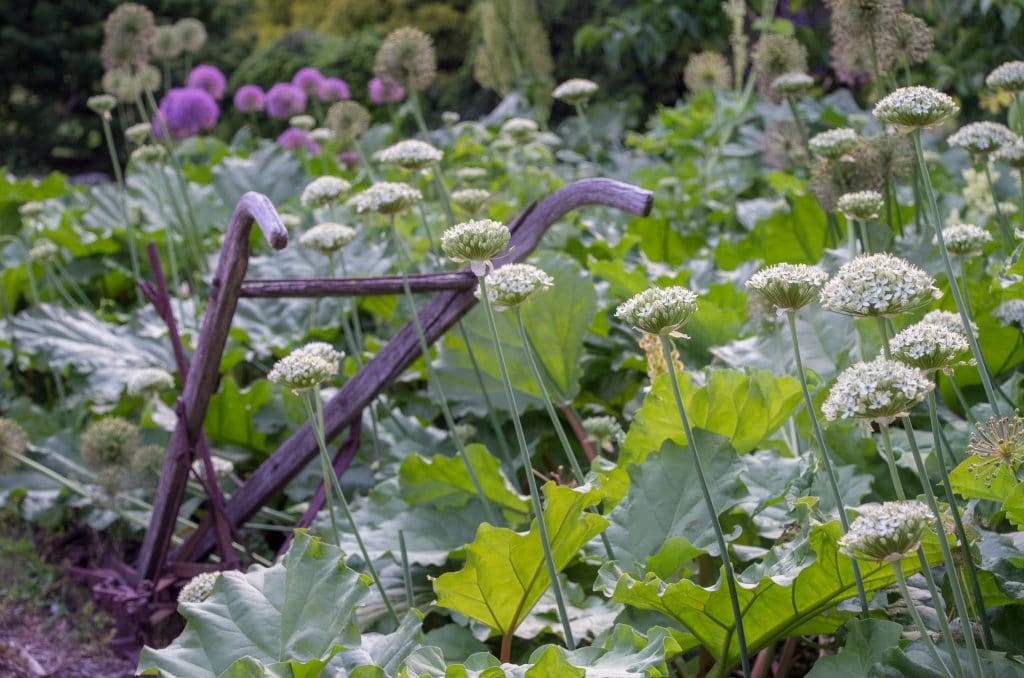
[451,188,491,214]
[126,367,175,395]
[616,286,699,336]
[441,219,511,275]
[890,321,971,374]
[942,222,992,256]
[373,139,442,170]
[292,67,326,97]
[326,101,370,145]
[150,25,183,61]
[0,417,29,473]
[368,77,405,105]
[838,501,934,562]
[822,358,933,425]
[552,78,599,106]
[986,61,1024,93]
[186,64,226,100]
[233,85,266,114]
[819,253,941,318]
[317,77,351,103]
[101,3,155,70]
[837,190,884,222]
[771,71,814,96]
[877,13,934,71]
[348,182,422,215]
[267,343,343,393]
[745,263,829,312]
[301,176,351,208]
[873,86,959,130]
[276,128,319,154]
[809,128,859,159]
[964,415,1024,487]
[948,121,1017,158]
[299,223,357,256]
[374,26,437,91]
[178,571,219,604]
[266,83,307,120]
[682,51,732,93]
[153,87,219,141]
[477,263,553,310]
[175,18,207,54]
[81,417,141,471]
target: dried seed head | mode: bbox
[0,418,28,473]
[373,139,443,170]
[81,417,141,471]
[745,263,829,312]
[347,182,422,215]
[301,176,351,208]
[838,501,934,562]
[965,415,1024,486]
[639,332,684,380]
[326,101,370,145]
[822,358,933,425]
[819,253,941,318]
[299,222,357,255]
[174,18,207,55]
[751,34,808,97]
[101,3,155,70]
[683,51,733,93]
[101,68,140,104]
[441,219,511,275]
[616,286,699,336]
[374,26,437,92]
[477,263,553,310]
[150,25,182,61]
[873,86,959,130]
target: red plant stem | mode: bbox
[558,403,598,462]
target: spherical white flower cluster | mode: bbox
[552,78,599,105]
[891,321,971,373]
[347,182,422,214]
[500,117,539,141]
[440,219,510,275]
[18,201,44,219]
[837,190,884,221]
[616,286,699,336]
[808,128,859,159]
[961,166,1018,220]
[289,114,316,131]
[278,212,302,229]
[300,176,352,208]
[873,86,959,130]
[838,501,934,562]
[920,309,973,336]
[582,415,625,452]
[29,239,58,262]
[478,263,553,310]
[771,71,814,95]
[124,122,152,145]
[995,298,1024,328]
[87,94,118,115]
[309,127,334,144]
[996,140,1024,169]
[745,263,828,311]
[450,188,490,213]
[178,571,220,604]
[130,144,166,164]
[191,455,235,481]
[299,222,356,255]
[267,342,343,393]
[986,61,1024,92]
[948,121,1017,157]
[373,139,443,170]
[126,367,175,395]
[822,358,933,424]
[819,254,940,318]
[942,222,992,256]
[455,167,488,183]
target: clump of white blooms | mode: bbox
[440,219,510,275]
[995,299,1024,328]
[837,190,884,221]
[29,239,58,262]
[745,263,828,311]
[822,358,933,425]
[986,61,1024,92]
[309,127,334,144]
[616,286,699,336]
[920,309,973,336]
[552,78,599,106]
[808,128,859,159]
[348,182,422,214]
[453,422,476,444]
[441,111,460,126]
[819,254,941,318]
[126,367,174,395]
[500,117,539,141]
[289,114,315,131]
[451,188,491,214]
[267,342,343,393]
[178,571,220,604]
[942,222,992,256]
[582,415,625,453]
[299,222,356,255]
[455,167,488,182]
[771,71,814,95]
[948,121,1017,157]
[873,86,959,130]
[838,501,934,562]
[18,201,44,219]
[87,94,118,115]
[191,455,234,481]
[962,167,1018,220]
[891,321,972,374]
[278,212,302,229]
[373,139,443,170]
[477,263,553,310]
[130,144,166,164]
[301,176,351,208]
[996,140,1024,169]
[124,122,152,145]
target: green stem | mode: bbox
[1018,169,1024,233]
[574,102,598,166]
[301,394,340,546]
[399,529,415,609]
[479,276,575,650]
[983,162,1015,251]
[892,560,956,678]
[99,114,144,306]
[859,219,872,254]
[785,95,812,164]
[659,335,750,677]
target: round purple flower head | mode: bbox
[292,67,325,97]
[318,77,350,103]
[277,127,319,154]
[337,150,359,169]
[369,77,405,105]
[186,64,227,100]
[266,83,307,120]
[233,84,265,113]
[153,87,219,140]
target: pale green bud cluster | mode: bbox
[616,286,699,336]
[451,188,491,214]
[441,219,511,275]
[771,71,814,95]
[125,122,152,146]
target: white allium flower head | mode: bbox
[450,188,490,214]
[477,263,553,310]
[616,286,699,336]
[771,71,814,95]
[87,94,118,115]
[129,144,166,164]
[126,367,175,395]
[191,455,235,481]
[289,114,316,131]
[891,321,972,374]
[294,341,344,372]
[995,299,1024,328]
[441,219,510,275]
[500,117,539,141]
[441,111,460,126]
[920,309,974,336]
[299,222,356,255]
[347,182,422,214]
[995,139,1024,169]
[822,358,933,424]
[18,201,45,218]
[986,61,1024,92]
[745,263,828,311]
[309,127,334,143]
[552,78,599,105]
[29,239,58,262]
[373,139,443,170]
[455,167,488,182]
[278,212,302,229]
[837,190,884,221]
[267,342,343,393]
[873,86,959,130]
[819,253,941,318]
[838,501,934,562]
[301,176,351,208]
[948,121,1017,157]
[178,571,220,604]
[809,128,859,159]
[582,415,625,451]
[125,122,152,146]
[941,222,992,256]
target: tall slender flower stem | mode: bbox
[389,220,498,525]
[785,95,812,162]
[574,103,598,166]
[659,335,750,678]
[479,276,575,650]
[99,114,143,305]
[1017,168,1024,232]
[982,162,1015,250]
[786,311,870,616]
[912,130,1001,415]
[398,529,415,609]
[892,560,956,678]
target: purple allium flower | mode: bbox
[337,150,359,169]
[277,127,319,154]
[266,83,308,120]
[292,67,326,97]
[368,77,405,105]
[186,64,227,100]
[233,84,266,113]
[153,87,219,140]
[318,77,351,103]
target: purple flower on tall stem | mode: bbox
[337,150,359,169]
[317,77,350,103]
[153,87,219,140]
[233,84,266,113]
[292,67,326,97]
[186,64,227,100]
[266,83,307,120]
[277,127,319,153]
[368,76,404,105]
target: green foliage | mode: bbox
[806,619,904,678]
